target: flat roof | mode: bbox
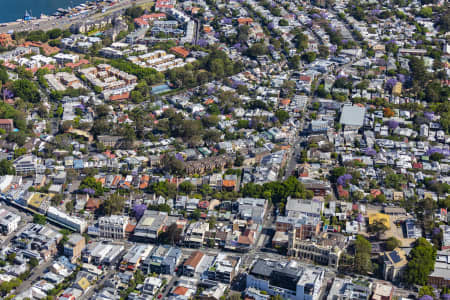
[339,105,366,127]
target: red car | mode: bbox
[158,295,162,299]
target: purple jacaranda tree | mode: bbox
[207,87,215,95]
[82,188,95,195]
[442,294,450,300]
[222,17,232,24]
[197,39,208,47]
[3,89,13,99]
[385,78,397,91]
[371,9,381,15]
[387,120,399,129]
[133,204,147,221]
[427,148,450,157]
[424,111,434,121]
[357,214,364,223]
[175,153,184,161]
[397,74,406,83]
[365,148,377,156]
[419,296,433,300]
[433,227,441,236]
[337,174,352,187]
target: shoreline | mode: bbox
[0,0,98,26]
[0,0,144,34]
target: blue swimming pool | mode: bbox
[151,84,172,95]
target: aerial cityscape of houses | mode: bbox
[0,0,447,299]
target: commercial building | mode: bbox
[46,206,88,233]
[141,245,182,274]
[428,249,450,288]
[237,198,268,224]
[285,197,324,218]
[339,104,366,131]
[63,234,86,263]
[288,232,344,268]
[326,277,371,300]
[134,210,168,242]
[98,215,129,239]
[120,244,153,272]
[247,258,324,300]
[83,242,125,265]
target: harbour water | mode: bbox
[0,0,87,23]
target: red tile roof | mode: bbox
[109,92,130,101]
[173,286,188,296]
[170,46,190,58]
[184,251,204,268]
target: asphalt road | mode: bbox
[81,267,116,300]
[13,259,53,295]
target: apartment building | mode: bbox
[184,222,209,248]
[0,208,21,235]
[0,119,14,132]
[63,233,86,263]
[207,253,241,284]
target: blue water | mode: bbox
[0,0,88,23]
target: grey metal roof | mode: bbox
[339,105,366,127]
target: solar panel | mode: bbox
[389,251,402,264]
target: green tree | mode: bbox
[159,222,182,245]
[209,216,216,229]
[148,203,171,214]
[418,286,435,298]
[0,67,9,84]
[33,214,46,225]
[405,238,437,285]
[79,176,104,197]
[385,237,401,251]
[275,110,290,123]
[0,159,15,175]
[12,79,41,103]
[179,181,194,194]
[354,235,372,275]
[191,208,201,220]
[29,257,39,268]
[102,193,125,215]
[301,52,317,63]
[6,252,16,264]
[418,7,432,18]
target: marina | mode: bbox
[0,0,117,24]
